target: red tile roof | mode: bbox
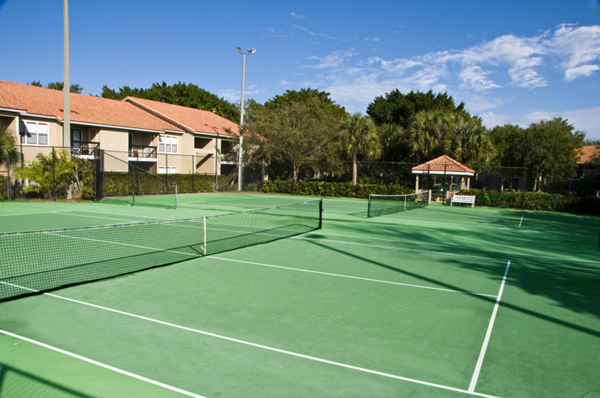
[578,145,600,164]
[124,97,240,138]
[412,155,475,175]
[0,80,182,133]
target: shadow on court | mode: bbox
[306,237,600,339]
[0,362,94,398]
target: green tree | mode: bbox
[489,124,527,167]
[367,90,464,129]
[246,92,342,182]
[339,113,379,185]
[378,123,408,162]
[265,88,346,116]
[0,124,20,169]
[522,118,586,191]
[101,82,240,123]
[38,81,83,93]
[443,115,494,166]
[407,109,455,163]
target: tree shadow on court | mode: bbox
[0,362,94,397]
[306,227,600,339]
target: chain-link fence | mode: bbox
[2,145,599,211]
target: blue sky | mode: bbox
[1,0,599,140]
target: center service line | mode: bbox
[469,260,511,393]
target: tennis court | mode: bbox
[1,193,599,397]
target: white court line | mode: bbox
[0,210,75,218]
[518,215,524,228]
[300,232,600,266]
[468,260,511,393]
[8,290,499,398]
[0,329,206,398]
[43,232,202,258]
[293,236,509,262]
[209,256,497,298]
[57,212,149,224]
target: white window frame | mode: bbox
[159,134,178,154]
[20,121,49,146]
[158,166,178,174]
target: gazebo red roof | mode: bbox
[411,155,475,176]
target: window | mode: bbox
[159,134,178,153]
[21,121,49,146]
[158,166,177,174]
[72,129,82,148]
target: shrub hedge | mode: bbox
[0,175,7,200]
[263,179,412,198]
[103,172,228,196]
[458,188,567,211]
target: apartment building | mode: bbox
[0,80,239,176]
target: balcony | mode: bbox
[71,141,100,158]
[129,145,157,162]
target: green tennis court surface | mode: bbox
[1,193,599,397]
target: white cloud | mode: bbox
[288,24,600,139]
[459,66,501,90]
[565,64,600,81]
[290,12,305,19]
[294,25,316,36]
[306,50,356,69]
[547,24,600,81]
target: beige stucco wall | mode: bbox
[1,111,235,177]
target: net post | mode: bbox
[367,194,372,218]
[203,216,207,256]
[319,199,323,230]
[175,185,178,209]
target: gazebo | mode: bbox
[411,155,475,197]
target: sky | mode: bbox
[1,0,600,141]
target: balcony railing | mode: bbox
[129,145,157,159]
[71,141,100,156]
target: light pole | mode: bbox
[236,47,255,192]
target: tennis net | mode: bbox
[0,200,322,301]
[367,192,429,218]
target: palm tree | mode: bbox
[339,113,379,185]
[407,109,454,163]
[444,115,495,166]
[0,124,20,169]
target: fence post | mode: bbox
[6,154,11,202]
[131,163,135,206]
[52,147,56,201]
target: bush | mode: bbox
[565,197,600,216]
[0,175,7,199]
[458,188,568,211]
[103,172,227,196]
